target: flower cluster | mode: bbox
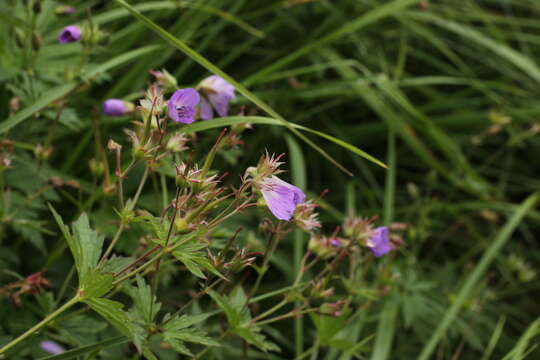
[100,72,237,126]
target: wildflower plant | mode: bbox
[14,2,532,360]
[0,67,397,358]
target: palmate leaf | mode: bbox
[49,205,115,299]
[84,298,131,337]
[161,312,219,356]
[124,275,161,325]
[209,287,279,352]
[172,241,226,280]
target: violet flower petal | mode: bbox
[367,226,391,257]
[260,176,306,221]
[200,97,214,121]
[58,25,81,44]
[102,99,128,116]
[167,88,200,124]
[40,341,65,355]
[200,75,236,118]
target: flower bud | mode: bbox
[58,25,81,44]
[55,5,75,16]
[31,31,42,51]
[34,144,53,160]
[88,158,105,176]
[103,99,133,116]
[150,69,178,92]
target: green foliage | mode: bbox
[172,240,225,280]
[209,287,280,352]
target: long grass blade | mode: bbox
[180,116,386,168]
[418,192,540,360]
[244,0,420,85]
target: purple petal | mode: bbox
[368,226,391,257]
[170,88,200,107]
[102,99,128,116]
[200,97,214,120]
[200,75,236,117]
[208,93,232,117]
[40,341,65,354]
[167,88,200,124]
[260,176,306,221]
[58,25,81,44]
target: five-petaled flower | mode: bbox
[259,175,305,221]
[366,226,391,257]
[58,25,81,44]
[198,75,236,120]
[102,99,130,116]
[167,88,200,124]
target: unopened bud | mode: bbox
[150,69,178,92]
[9,97,20,114]
[34,144,53,160]
[31,32,42,51]
[89,158,104,176]
[55,5,75,16]
[107,139,122,151]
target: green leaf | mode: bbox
[502,317,540,360]
[161,313,218,356]
[163,313,213,332]
[71,213,105,281]
[172,241,225,280]
[235,326,280,353]
[124,275,161,325]
[310,307,351,345]
[38,336,128,360]
[102,255,135,274]
[81,271,114,299]
[84,298,131,337]
[208,287,279,352]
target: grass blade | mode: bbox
[418,192,540,360]
[180,116,386,168]
[244,0,420,85]
[286,134,307,357]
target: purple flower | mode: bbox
[102,99,129,116]
[199,75,236,120]
[58,25,81,44]
[260,176,305,221]
[167,88,200,124]
[40,340,65,355]
[65,6,75,14]
[366,226,391,257]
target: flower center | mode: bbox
[175,105,189,118]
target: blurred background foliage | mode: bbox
[1,0,540,359]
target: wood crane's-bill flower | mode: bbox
[58,25,81,43]
[167,88,200,124]
[259,175,305,221]
[198,75,236,120]
[366,226,391,257]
